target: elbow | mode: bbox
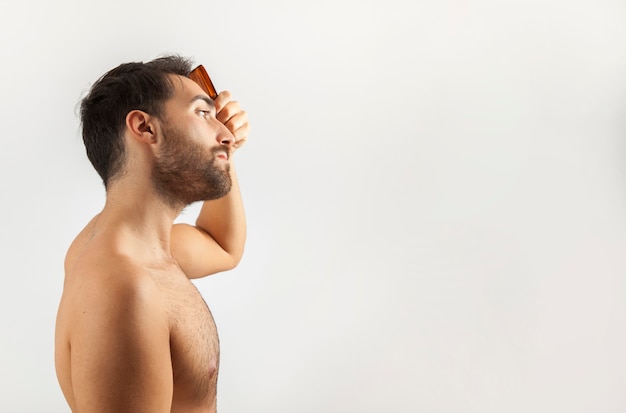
[224,247,244,271]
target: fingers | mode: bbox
[213,90,231,114]
[214,90,249,149]
[215,92,242,125]
[231,121,250,149]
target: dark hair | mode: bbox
[80,55,193,187]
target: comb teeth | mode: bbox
[189,65,218,99]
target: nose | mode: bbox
[217,124,234,147]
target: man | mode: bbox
[55,55,249,413]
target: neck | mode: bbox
[96,175,183,260]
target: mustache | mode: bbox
[211,145,231,158]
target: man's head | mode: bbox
[80,55,233,207]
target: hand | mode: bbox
[214,91,249,150]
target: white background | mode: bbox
[1,0,625,412]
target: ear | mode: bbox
[125,110,158,144]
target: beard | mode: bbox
[152,121,232,209]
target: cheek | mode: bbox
[185,119,210,141]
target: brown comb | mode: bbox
[189,65,218,100]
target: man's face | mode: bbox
[151,75,233,208]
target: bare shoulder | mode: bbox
[62,241,167,326]
[57,246,169,365]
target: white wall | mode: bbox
[1,0,625,412]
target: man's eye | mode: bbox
[199,110,211,117]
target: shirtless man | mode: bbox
[55,55,249,413]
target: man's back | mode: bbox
[55,216,220,413]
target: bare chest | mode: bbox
[152,269,220,404]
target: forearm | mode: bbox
[195,163,246,264]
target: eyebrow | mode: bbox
[190,95,215,108]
